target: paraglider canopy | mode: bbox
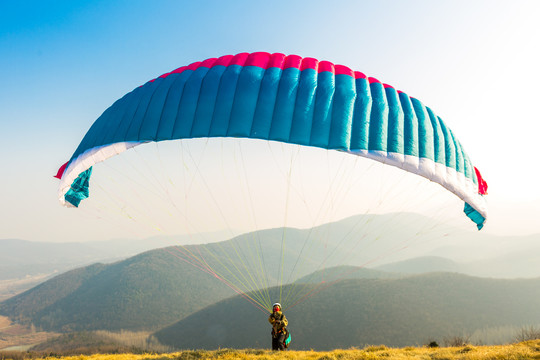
[56,52,487,229]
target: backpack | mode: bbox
[283,329,291,348]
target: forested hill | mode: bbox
[0,214,420,333]
[0,223,344,332]
[154,273,540,350]
[2,213,540,336]
[0,221,373,333]
[0,248,236,332]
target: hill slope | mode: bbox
[154,273,540,350]
[0,248,235,332]
[0,212,430,332]
[3,213,540,334]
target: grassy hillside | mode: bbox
[0,249,235,332]
[26,330,170,355]
[4,341,538,360]
[154,273,540,350]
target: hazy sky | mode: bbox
[1,0,539,242]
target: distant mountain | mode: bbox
[0,211,455,281]
[374,256,461,274]
[0,231,230,281]
[424,233,540,262]
[295,265,402,283]
[0,239,107,280]
[3,213,540,286]
[373,252,540,279]
[154,273,540,350]
[461,247,540,278]
[81,230,234,256]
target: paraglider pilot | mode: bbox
[269,302,289,350]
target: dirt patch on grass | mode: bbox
[0,316,11,329]
[2,323,28,336]
[0,316,58,350]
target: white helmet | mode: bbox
[272,303,282,311]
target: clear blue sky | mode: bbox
[1,0,539,242]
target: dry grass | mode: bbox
[93,330,172,353]
[6,340,538,360]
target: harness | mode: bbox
[271,313,286,333]
[271,313,291,348]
